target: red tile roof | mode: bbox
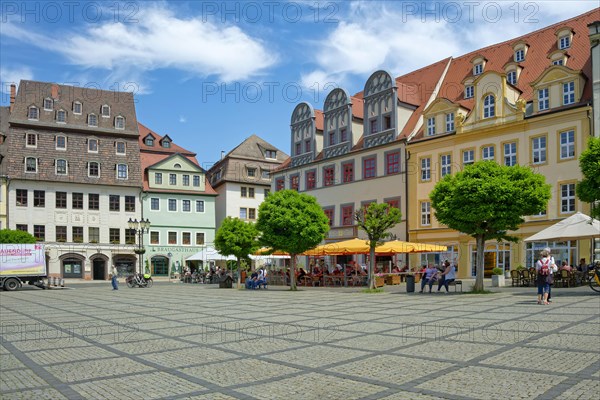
[138,123,196,156]
[315,109,324,131]
[350,96,364,119]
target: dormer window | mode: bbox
[445,113,455,132]
[559,35,570,50]
[553,59,563,66]
[115,116,125,129]
[465,85,474,99]
[515,49,525,62]
[88,114,98,127]
[101,105,110,117]
[28,106,39,120]
[56,110,66,123]
[265,150,277,159]
[483,95,495,118]
[538,88,549,111]
[474,63,483,75]
[426,117,436,136]
[44,98,53,110]
[162,140,171,148]
[145,136,154,146]
[507,71,517,85]
[73,101,82,114]
[563,81,575,105]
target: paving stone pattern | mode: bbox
[1,283,599,399]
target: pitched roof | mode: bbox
[138,122,196,156]
[220,134,289,161]
[9,80,138,136]
[439,9,597,109]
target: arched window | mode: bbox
[483,95,495,119]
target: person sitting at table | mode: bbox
[577,258,588,273]
[297,267,307,280]
[560,261,573,272]
[391,265,401,273]
[419,264,439,293]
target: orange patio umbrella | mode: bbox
[377,240,447,254]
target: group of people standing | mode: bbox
[419,261,456,293]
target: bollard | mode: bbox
[53,277,57,287]
[60,279,65,287]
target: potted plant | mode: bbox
[375,273,385,288]
[491,267,505,287]
[134,248,146,255]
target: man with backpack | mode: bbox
[536,248,556,305]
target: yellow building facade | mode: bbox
[407,11,598,278]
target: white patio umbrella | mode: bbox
[524,212,600,242]
[186,246,236,262]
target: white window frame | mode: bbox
[421,158,431,181]
[56,109,67,123]
[560,183,575,213]
[193,175,201,187]
[88,138,98,153]
[182,199,191,213]
[196,200,205,213]
[421,201,431,226]
[465,85,474,99]
[559,35,570,50]
[552,59,564,66]
[240,207,248,219]
[182,175,190,186]
[115,116,125,130]
[504,142,517,166]
[463,150,474,165]
[427,117,436,136]
[441,154,452,177]
[28,106,39,120]
[195,232,205,245]
[25,157,37,173]
[181,232,192,246]
[116,164,128,180]
[101,104,110,118]
[88,162,100,178]
[482,146,495,161]
[88,114,98,127]
[55,159,68,175]
[515,49,524,62]
[168,199,177,212]
[169,173,177,185]
[538,88,549,111]
[563,81,575,105]
[150,231,160,245]
[150,197,160,211]
[43,98,53,111]
[445,113,454,132]
[26,133,37,148]
[73,101,82,114]
[56,135,67,151]
[116,141,126,155]
[167,231,178,245]
[474,63,483,75]
[507,71,517,85]
[559,130,575,160]
[483,95,495,118]
[532,136,547,164]
[155,173,162,185]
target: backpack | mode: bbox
[539,259,550,276]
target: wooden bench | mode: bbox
[447,280,463,292]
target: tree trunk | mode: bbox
[290,253,297,291]
[369,247,376,290]
[236,257,241,289]
[474,235,485,292]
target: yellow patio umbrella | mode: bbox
[377,240,447,254]
[253,247,290,256]
[303,238,371,256]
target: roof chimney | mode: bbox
[51,84,59,100]
[9,84,16,113]
[221,150,225,160]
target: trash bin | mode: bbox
[219,276,233,288]
[406,275,415,293]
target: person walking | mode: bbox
[111,265,119,290]
[535,249,553,304]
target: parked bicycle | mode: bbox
[126,273,153,288]
[589,266,600,293]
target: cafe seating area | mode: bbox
[510,267,593,288]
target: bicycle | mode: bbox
[589,266,600,293]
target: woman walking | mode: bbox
[536,249,553,304]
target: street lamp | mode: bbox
[128,218,151,274]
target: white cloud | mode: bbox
[0,4,277,85]
[179,115,187,123]
[0,65,33,94]
[300,1,599,91]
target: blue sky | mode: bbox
[1,1,598,169]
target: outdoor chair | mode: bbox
[520,270,532,287]
[510,270,521,287]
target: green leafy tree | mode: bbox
[430,161,551,291]
[0,229,37,244]
[355,203,402,290]
[576,136,600,219]
[257,190,329,291]
[214,217,259,288]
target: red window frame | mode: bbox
[324,209,334,227]
[291,175,299,191]
[363,157,376,179]
[306,171,316,189]
[275,178,285,191]
[342,205,354,226]
[324,167,334,186]
[343,162,353,183]
[386,199,400,210]
[386,152,400,175]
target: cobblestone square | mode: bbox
[0,282,598,399]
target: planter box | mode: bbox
[375,276,385,288]
[491,275,505,287]
[385,275,400,285]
